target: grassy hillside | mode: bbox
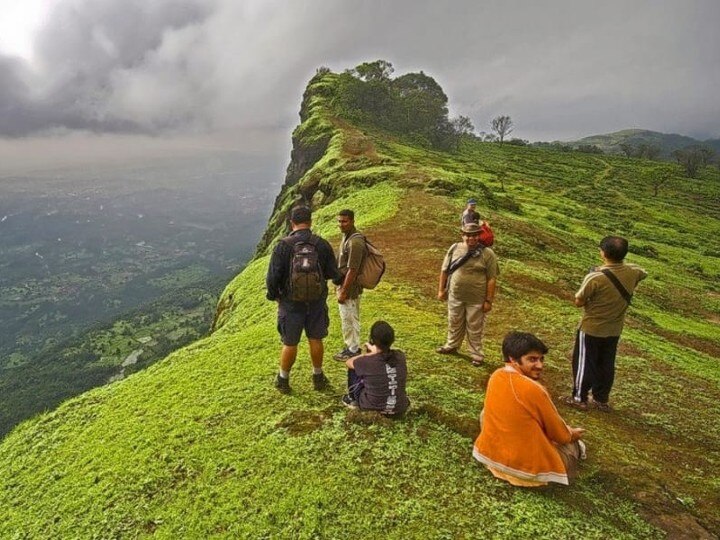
[1,72,718,538]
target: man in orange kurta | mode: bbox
[473,332,586,486]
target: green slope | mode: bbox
[1,71,719,539]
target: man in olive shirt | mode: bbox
[437,222,499,365]
[566,236,647,411]
[334,209,366,360]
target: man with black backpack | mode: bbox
[266,206,340,394]
[563,236,647,412]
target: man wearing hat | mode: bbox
[437,222,499,365]
[462,198,482,226]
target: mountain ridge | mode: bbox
[568,128,720,156]
[1,69,718,538]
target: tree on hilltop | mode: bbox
[391,71,448,133]
[350,60,394,82]
[491,115,514,144]
[331,60,472,151]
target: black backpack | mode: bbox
[283,235,323,302]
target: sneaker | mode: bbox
[312,372,330,391]
[436,345,457,355]
[561,396,588,411]
[274,374,290,394]
[592,400,613,413]
[470,355,484,366]
[333,348,360,361]
[341,394,358,409]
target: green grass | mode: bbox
[0,71,718,538]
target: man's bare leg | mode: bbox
[308,339,324,369]
[279,345,298,374]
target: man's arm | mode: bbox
[338,235,365,303]
[482,277,496,312]
[320,239,340,285]
[438,247,454,301]
[265,242,287,301]
[437,270,449,301]
[574,272,597,308]
[338,268,358,304]
[533,388,582,445]
[345,343,378,370]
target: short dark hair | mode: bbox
[502,332,548,362]
[290,206,312,225]
[600,236,628,262]
[369,320,394,351]
[338,209,355,220]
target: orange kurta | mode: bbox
[473,365,573,485]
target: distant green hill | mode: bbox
[1,68,718,538]
[572,128,720,158]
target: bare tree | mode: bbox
[491,115,514,144]
[672,146,713,178]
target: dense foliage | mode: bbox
[328,60,473,150]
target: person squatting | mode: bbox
[264,201,646,487]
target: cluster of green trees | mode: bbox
[619,142,662,160]
[325,60,474,150]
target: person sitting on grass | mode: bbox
[473,331,587,487]
[340,320,410,416]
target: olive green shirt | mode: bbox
[576,262,647,337]
[338,228,365,299]
[442,244,499,304]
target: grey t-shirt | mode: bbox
[354,350,409,415]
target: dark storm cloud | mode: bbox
[1,0,718,140]
[1,0,212,136]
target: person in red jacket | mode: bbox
[473,332,587,486]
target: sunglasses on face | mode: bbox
[463,233,479,237]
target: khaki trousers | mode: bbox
[339,296,361,352]
[445,296,486,359]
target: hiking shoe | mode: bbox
[274,374,290,394]
[436,346,457,355]
[592,400,613,413]
[313,372,330,391]
[333,348,360,361]
[561,396,588,411]
[341,394,358,409]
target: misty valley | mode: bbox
[0,153,280,436]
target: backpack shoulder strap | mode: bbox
[601,269,632,304]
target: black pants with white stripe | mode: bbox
[571,330,620,404]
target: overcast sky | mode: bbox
[1,0,718,171]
